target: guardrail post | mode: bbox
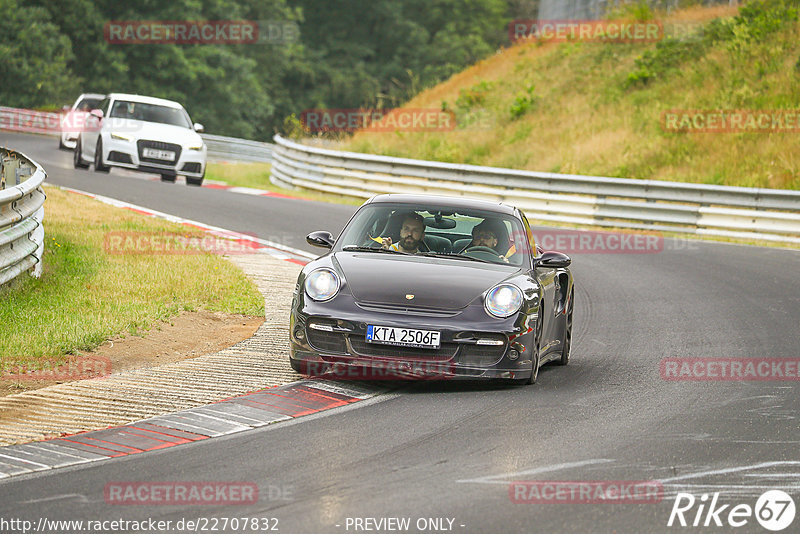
[1,156,17,189]
[16,165,31,186]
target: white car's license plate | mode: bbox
[143,148,175,160]
[366,325,441,349]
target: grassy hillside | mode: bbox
[342,1,800,190]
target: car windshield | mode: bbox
[109,101,192,128]
[337,203,532,267]
[76,98,102,111]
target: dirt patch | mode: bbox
[0,310,264,397]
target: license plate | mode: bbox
[143,147,175,160]
[366,325,441,349]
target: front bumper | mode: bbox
[289,299,536,381]
[102,136,206,177]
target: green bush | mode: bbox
[456,80,495,110]
[510,83,537,119]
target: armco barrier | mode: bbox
[0,148,46,286]
[201,134,273,163]
[270,135,800,244]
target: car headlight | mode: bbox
[304,268,340,302]
[111,133,131,141]
[485,284,523,318]
[188,144,205,151]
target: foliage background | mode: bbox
[1,0,513,140]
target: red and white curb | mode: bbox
[0,380,389,479]
[59,186,316,266]
[201,182,299,199]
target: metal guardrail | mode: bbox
[270,135,800,244]
[201,134,273,163]
[0,149,46,286]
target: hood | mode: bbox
[105,119,202,146]
[334,252,520,310]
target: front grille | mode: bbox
[307,329,347,353]
[137,140,182,165]
[108,151,132,164]
[349,338,457,360]
[181,162,201,173]
[459,344,506,367]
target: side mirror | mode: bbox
[193,123,204,133]
[307,231,334,249]
[536,251,571,268]
[89,109,104,120]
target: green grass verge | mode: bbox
[341,1,800,190]
[205,162,363,205]
[0,187,265,372]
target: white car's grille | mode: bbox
[137,140,182,165]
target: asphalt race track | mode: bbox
[1,131,799,533]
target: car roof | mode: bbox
[106,93,184,109]
[77,93,105,101]
[365,194,518,216]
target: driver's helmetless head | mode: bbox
[472,221,498,249]
[399,213,425,252]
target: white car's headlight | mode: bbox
[305,268,340,302]
[188,144,205,151]
[111,133,131,141]
[485,284,523,318]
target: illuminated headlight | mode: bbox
[111,133,131,141]
[484,284,523,318]
[304,268,340,302]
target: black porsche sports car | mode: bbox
[289,194,574,384]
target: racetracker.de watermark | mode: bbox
[660,357,800,381]
[103,231,262,256]
[300,109,456,133]
[531,229,664,254]
[1,355,111,382]
[510,19,663,43]
[0,106,144,135]
[104,20,299,45]
[303,360,455,381]
[104,482,258,505]
[662,110,800,133]
[510,480,664,504]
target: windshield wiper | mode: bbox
[342,245,409,255]
[417,251,493,264]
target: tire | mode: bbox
[556,289,574,366]
[186,166,205,187]
[526,308,544,385]
[290,358,306,374]
[73,137,89,169]
[160,174,176,183]
[94,139,110,173]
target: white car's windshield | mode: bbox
[338,203,532,267]
[109,101,192,128]
[76,97,102,111]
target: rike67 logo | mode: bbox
[668,490,795,531]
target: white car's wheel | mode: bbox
[94,139,110,173]
[73,137,89,169]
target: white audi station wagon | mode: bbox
[74,93,207,186]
